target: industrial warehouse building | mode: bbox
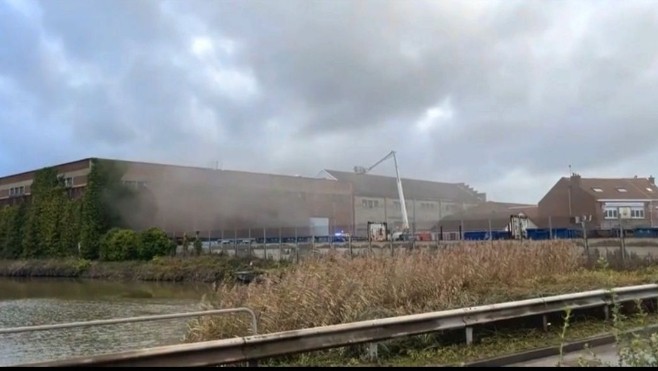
[0,158,354,239]
[317,169,486,236]
[0,158,490,239]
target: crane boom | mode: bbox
[391,152,410,231]
[358,150,410,233]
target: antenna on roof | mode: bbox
[568,164,572,176]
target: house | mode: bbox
[317,169,486,237]
[436,201,539,236]
[537,174,658,231]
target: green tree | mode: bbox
[99,228,141,261]
[22,167,61,258]
[2,203,26,258]
[41,178,68,257]
[0,206,9,256]
[80,159,137,259]
[60,199,83,257]
[0,206,18,258]
[139,227,174,260]
[182,233,190,256]
[194,231,203,256]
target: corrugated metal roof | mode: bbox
[323,169,483,202]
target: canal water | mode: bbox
[0,278,212,366]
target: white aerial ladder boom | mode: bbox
[354,150,410,239]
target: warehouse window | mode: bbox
[9,186,25,197]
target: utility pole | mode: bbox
[618,208,626,267]
[579,215,590,263]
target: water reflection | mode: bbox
[0,278,211,366]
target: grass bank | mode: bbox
[0,255,286,282]
[185,240,658,365]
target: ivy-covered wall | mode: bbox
[0,159,171,261]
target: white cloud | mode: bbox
[191,36,214,57]
[415,98,454,132]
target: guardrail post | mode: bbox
[542,315,549,332]
[367,343,378,362]
[604,305,610,321]
[465,326,474,345]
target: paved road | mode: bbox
[508,343,622,367]
[595,245,658,258]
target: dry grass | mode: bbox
[185,240,585,342]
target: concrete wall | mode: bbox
[118,161,354,237]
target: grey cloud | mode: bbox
[2,0,658,203]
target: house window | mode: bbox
[631,208,645,219]
[617,188,628,193]
[592,187,603,193]
[64,177,73,188]
[603,208,618,219]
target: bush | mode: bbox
[100,228,141,261]
[139,228,174,260]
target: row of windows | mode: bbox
[360,199,448,211]
[9,186,25,197]
[5,177,74,197]
[603,208,645,219]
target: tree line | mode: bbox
[0,159,174,261]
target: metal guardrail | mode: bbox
[20,284,658,367]
[0,307,258,337]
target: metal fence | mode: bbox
[20,284,658,367]
[0,307,258,336]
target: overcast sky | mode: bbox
[2,0,658,204]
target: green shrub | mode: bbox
[139,228,175,260]
[100,228,141,261]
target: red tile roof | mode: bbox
[570,176,658,200]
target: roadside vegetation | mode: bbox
[0,255,283,282]
[184,240,658,366]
